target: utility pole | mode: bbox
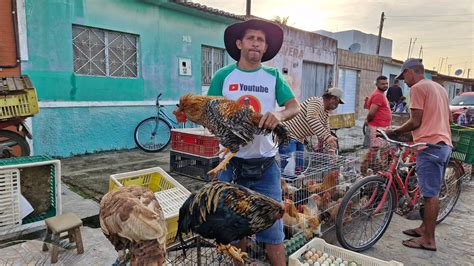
[440,58,444,73]
[418,45,423,59]
[246,0,251,16]
[376,12,385,56]
[444,57,448,74]
[448,64,452,76]
[409,38,417,58]
[407,38,412,59]
[467,69,471,79]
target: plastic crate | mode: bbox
[170,150,219,181]
[451,125,474,164]
[0,168,21,233]
[329,113,356,129]
[0,76,39,120]
[0,156,60,226]
[171,128,220,157]
[289,238,403,266]
[109,167,191,244]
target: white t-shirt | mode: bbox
[207,63,294,159]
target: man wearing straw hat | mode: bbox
[207,18,300,265]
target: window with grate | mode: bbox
[72,25,139,77]
[201,46,225,85]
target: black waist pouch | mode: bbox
[230,156,275,179]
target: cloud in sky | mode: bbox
[195,0,474,76]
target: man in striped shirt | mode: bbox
[281,87,344,170]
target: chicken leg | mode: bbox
[208,149,236,175]
[217,244,248,263]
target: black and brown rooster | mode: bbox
[173,94,290,174]
[176,181,284,263]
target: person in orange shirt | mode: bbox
[386,58,452,252]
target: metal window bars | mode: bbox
[72,25,138,77]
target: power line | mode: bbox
[386,13,474,17]
[386,18,472,23]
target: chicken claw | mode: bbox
[208,152,236,175]
[217,244,248,263]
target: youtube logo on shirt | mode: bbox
[229,84,238,91]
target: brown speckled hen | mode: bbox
[100,186,167,266]
[173,94,290,174]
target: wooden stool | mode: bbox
[42,212,84,263]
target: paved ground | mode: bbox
[1,121,473,265]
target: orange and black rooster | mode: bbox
[176,181,284,263]
[173,94,290,174]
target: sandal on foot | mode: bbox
[402,238,437,251]
[402,229,422,237]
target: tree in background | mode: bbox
[272,16,289,25]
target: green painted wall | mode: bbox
[22,0,235,101]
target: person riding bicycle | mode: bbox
[280,88,343,172]
[386,58,452,252]
[361,76,392,175]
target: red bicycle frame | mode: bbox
[371,146,422,215]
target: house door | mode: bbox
[337,68,358,113]
[301,61,332,101]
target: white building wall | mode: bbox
[316,30,392,57]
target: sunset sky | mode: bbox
[196,0,474,78]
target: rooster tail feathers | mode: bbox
[176,195,195,257]
[273,124,290,146]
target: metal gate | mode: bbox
[301,61,333,101]
[337,68,358,113]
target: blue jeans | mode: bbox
[279,139,304,171]
[218,158,285,244]
[416,144,452,198]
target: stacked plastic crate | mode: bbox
[169,128,220,181]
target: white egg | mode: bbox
[323,253,329,258]
[302,263,309,266]
[313,262,321,266]
[305,253,312,260]
[306,251,314,257]
[331,264,336,266]
[349,262,357,266]
[322,263,329,266]
[317,250,323,257]
[343,261,349,265]
[340,264,346,266]
[329,256,335,261]
[335,258,342,263]
[311,248,317,253]
[308,259,314,265]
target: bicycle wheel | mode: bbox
[0,130,30,158]
[134,117,172,152]
[419,160,463,224]
[336,175,396,252]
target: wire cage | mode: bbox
[278,151,360,240]
[166,236,230,265]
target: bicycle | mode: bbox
[335,129,463,252]
[0,117,32,158]
[134,93,194,152]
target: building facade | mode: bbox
[19,0,239,156]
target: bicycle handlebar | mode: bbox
[376,129,441,149]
